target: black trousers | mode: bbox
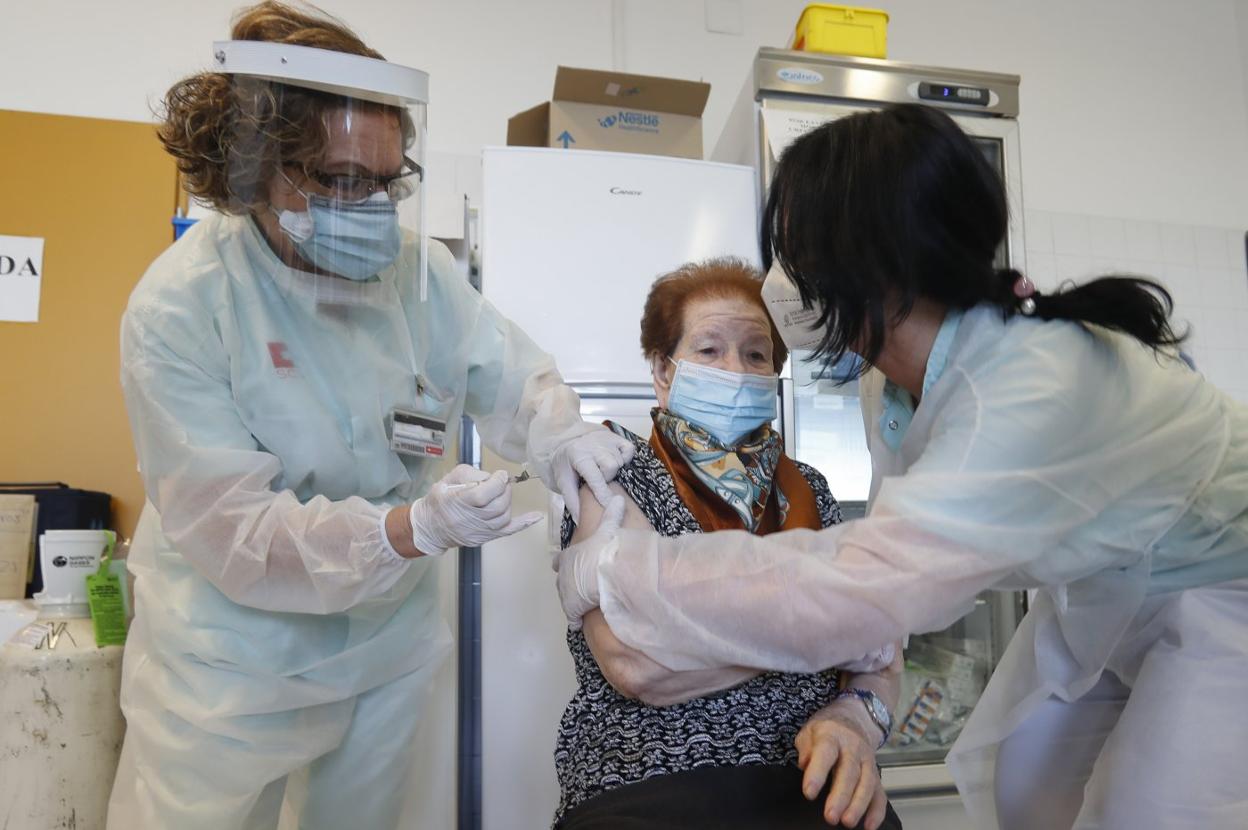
[558,764,905,830]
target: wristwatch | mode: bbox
[834,688,893,749]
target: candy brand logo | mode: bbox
[778,67,824,85]
[609,187,642,196]
[52,556,68,568]
[598,111,661,133]
[267,341,298,378]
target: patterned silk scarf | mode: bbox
[650,408,820,534]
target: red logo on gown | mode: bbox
[268,342,297,377]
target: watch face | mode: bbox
[867,695,891,728]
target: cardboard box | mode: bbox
[0,494,36,599]
[507,66,710,160]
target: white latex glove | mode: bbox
[409,465,542,555]
[549,429,635,524]
[554,495,625,629]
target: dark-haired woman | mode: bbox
[108,3,631,828]
[557,103,1248,829]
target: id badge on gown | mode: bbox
[390,407,447,458]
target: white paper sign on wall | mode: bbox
[760,109,839,162]
[0,235,45,323]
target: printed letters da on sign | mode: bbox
[0,234,45,323]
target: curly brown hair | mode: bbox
[640,257,788,373]
[158,1,396,213]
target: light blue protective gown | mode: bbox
[108,212,591,829]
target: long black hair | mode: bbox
[761,103,1184,374]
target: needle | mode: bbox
[445,468,534,492]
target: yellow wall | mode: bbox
[0,110,177,539]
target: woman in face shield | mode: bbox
[557,103,1248,829]
[108,3,632,829]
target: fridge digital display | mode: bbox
[918,82,990,106]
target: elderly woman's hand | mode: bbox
[795,702,889,829]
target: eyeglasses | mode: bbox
[299,156,423,203]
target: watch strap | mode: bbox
[833,687,891,750]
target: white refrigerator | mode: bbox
[472,147,761,830]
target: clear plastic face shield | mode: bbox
[212,41,432,299]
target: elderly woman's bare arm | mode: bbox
[572,484,761,706]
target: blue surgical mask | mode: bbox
[823,351,866,383]
[665,358,778,447]
[277,190,402,281]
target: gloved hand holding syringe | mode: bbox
[406,465,542,555]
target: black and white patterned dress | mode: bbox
[553,424,843,825]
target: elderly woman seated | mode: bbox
[553,258,904,830]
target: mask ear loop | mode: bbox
[651,355,676,400]
[277,167,312,204]
[273,168,316,243]
[664,356,686,386]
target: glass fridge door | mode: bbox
[879,591,1024,766]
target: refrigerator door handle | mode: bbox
[568,381,659,400]
[881,762,960,798]
[780,377,796,460]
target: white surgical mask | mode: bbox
[761,261,825,352]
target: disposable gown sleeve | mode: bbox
[597,361,1144,673]
[458,287,597,481]
[120,301,406,615]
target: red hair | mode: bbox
[640,257,787,373]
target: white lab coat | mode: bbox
[594,305,1248,827]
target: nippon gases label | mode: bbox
[50,554,98,569]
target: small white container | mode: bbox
[34,529,111,617]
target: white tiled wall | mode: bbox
[1024,211,1248,403]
